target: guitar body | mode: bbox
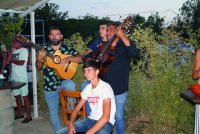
[99,55,114,78]
[44,50,78,80]
[15,34,79,80]
[86,44,115,77]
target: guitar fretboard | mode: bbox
[26,40,54,60]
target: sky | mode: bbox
[49,0,187,25]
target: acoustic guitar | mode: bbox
[15,34,78,80]
[85,16,133,77]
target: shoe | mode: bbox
[22,117,32,123]
[15,115,24,120]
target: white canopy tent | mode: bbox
[0,0,49,118]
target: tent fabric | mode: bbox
[0,0,42,12]
[0,0,49,17]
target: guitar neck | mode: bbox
[97,34,116,60]
[28,41,54,59]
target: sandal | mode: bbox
[21,117,32,123]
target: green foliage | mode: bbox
[126,25,196,133]
[26,3,69,42]
[145,13,165,34]
[0,14,23,46]
[177,0,200,36]
[180,0,200,28]
[35,3,68,21]
[37,71,48,111]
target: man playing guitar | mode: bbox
[36,26,82,133]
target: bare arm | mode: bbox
[116,27,130,46]
[86,98,111,134]
[69,54,83,63]
[6,47,14,65]
[83,49,92,57]
[11,60,25,66]
[61,54,83,66]
[68,98,86,134]
[192,49,200,80]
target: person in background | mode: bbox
[82,21,108,57]
[80,21,108,116]
[36,26,82,133]
[192,47,200,134]
[56,59,116,134]
[7,40,32,123]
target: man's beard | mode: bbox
[50,40,61,46]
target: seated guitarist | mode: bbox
[36,26,82,133]
[84,22,140,134]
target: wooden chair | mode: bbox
[59,90,86,126]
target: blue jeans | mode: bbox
[80,80,91,116]
[44,80,76,133]
[56,118,113,134]
[115,91,128,134]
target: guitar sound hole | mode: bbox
[53,56,61,64]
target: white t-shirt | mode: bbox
[11,48,28,82]
[81,79,116,125]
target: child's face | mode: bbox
[99,24,107,38]
[83,67,98,81]
[13,41,21,49]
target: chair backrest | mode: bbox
[59,90,86,126]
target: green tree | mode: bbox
[35,3,68,41]
[132,14,145,25]
[22,3,68,43]
[180,0,200,30]
[0,14,23,46]
[145,13,164,34]
[35,3,68,21]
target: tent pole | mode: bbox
[30,11,38,117]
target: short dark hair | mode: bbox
[49,26,62,34]
[99,20,111,26]
[83,59,100,70]
[107,22,120,27]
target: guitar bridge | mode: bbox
[65,61,71,72]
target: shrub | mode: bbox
[126,25,196,133]
[64,33,91,90]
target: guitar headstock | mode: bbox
[120,16,133,34]
[15,34,30,44]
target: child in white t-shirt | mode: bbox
[57,59,116,134]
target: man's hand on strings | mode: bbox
[61,56,72,66]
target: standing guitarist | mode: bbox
[36,26,82,133]
[84,22,139,134]
[105,22,139,134]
